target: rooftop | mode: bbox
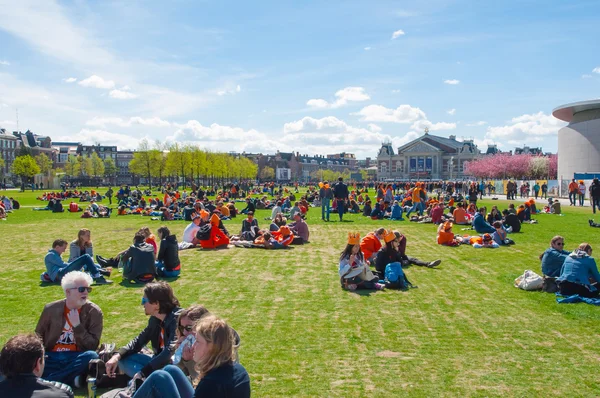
[552,99,600,122]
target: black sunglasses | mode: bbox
[70,286,93,293]
[556,242,564,246]
[180,325,194,332]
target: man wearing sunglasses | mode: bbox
[35,271,103,388]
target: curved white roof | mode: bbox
[552,99,600,122]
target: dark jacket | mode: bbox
[472,212,495,234]
[374,249,404,276]
[591,182,600,198]
[0,374,73,398]
[503,213,521,233]
[333,182,349,200]
[122,242,157,281]
[157,235,180,270]
[319,187,333,200]
[35,299,103,352]
[194,363,251,398]
[118,307,182,377]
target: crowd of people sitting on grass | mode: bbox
[0,277,250,397]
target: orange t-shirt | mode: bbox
[53,306,79,352]
[412,188,422,203]
[437,231,455,245]
[569,182,578,193]
[453,208,467,224]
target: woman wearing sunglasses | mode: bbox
[540,236,570,277]
[174,305,241,381]
[133,315,250,398]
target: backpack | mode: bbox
[514,270,543,291]
[384,262,413,290]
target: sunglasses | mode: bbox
[180,325,194,332]
[141,297,149,305]
[70,286,92,293]
[556,242,564,246]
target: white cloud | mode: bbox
[0,60,10,66]
[62,77,77,83]
[120,85,131,91]
[368,123,382,133]
[364,47,371,51]
[466,121,487,126]
[391,29,405,39]
[485,112,565,141]
[109,89,138,99]
[306,86,370,109]
[354,104,426,123]
[391,89,401,93]
[447,108,456,115]
[582,74,592,79]
[410,119,456,132]
[444,79,460,85]
[86,116,171,128]
[593,67,600,74]
[217,84,241,96]
[78,75,116,89]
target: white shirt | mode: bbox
[182,223,200,243]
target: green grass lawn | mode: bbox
[1,189,599,397]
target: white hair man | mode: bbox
[35,271,103,388]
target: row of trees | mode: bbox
[128,140,258,188]
[463,154,558,180]
[63,153,118,180]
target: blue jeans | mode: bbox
[579,194,585,206]
[119,353,153,378]
[156,261,180,277]
[321,199,330,220]
[43,350,99,385]
[336,199,345,220]
[133,365,194,398]
[569,192,577,205]
[57,254,101,280]
[406,202,422,217]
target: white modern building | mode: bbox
[552,100,600,179]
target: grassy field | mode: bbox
[1,188,599,397]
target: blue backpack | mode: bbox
[384,262,413,290]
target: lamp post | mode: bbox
[449,156,454,180]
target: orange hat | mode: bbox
[200,209,209,219]
[483,233,492,242]
[347,232,360,245]
[383,229,396,243]
[210,213,220,227]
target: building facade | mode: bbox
[0,129,19,180]
[376,133,481,180]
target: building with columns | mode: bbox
[376,132,481,180]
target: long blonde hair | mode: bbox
[194,315,236,383]
[76,228,92,248]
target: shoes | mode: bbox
[99,267,112,277]
[374,283,385,290]
[93,276,113,285]
[97,255,118,267]
[73,375,83,388]
[347,284,357,291]
[590,219,595,226]
[428,260,442,268]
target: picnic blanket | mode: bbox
[556,294,600,306]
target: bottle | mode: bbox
[87,377,97,398]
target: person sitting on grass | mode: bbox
[551,199,561,214]
[516,204,530,223]
[430,202,447,225]
[374,230,406,279]
[487,206,502,224]
[437,221,461,246]
[197,214,231,249]
[370,200,384,220]
[471,233,499,248]
[131,315,251,398]
[182,213,202,247]
[42,239,111,284]
[156,226,181,278]
[237,211,259,241]
[473,207,495,234]
[0,334,74,398]
[339,232,385,291]
[362,200,372,217]
[289,213,309,243]
[34,271,102,389]
[502,209,521,233]
[105,282,181,380]
[557,243,600,298]
[360,227,385,265]
[492,221,514,245]
[388,200,404,221]
[269,213,286,232]
[140,226,158,260]
[121,232,158,284]
[240,197,255,215]
[540,235,570,277]
[452,202,468,225]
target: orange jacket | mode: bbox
[437,231,455,245]
[360,233,382,260]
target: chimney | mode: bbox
[449,135,456,140]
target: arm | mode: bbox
[75,305,103,351]
[68,242,80,262]
[157,240,166,262]
[35,307,48,343]
[86,243,94,260]
[140,316,179,377]
[117,321,154,359]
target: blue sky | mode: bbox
[0,0,599,158]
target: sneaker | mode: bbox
[40,272,53,283]
[99,267,112,277]
[428,260,442,268]
[374,283,385,290]
[347,284,357,291]
[590,219,594,226]
[93,276,113,285]
[73,375,83,389]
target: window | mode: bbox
[417,157,424,171]
[426,157,432,171]
[380,162,387,173]
[410,157,416,172]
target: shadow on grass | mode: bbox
[39,282,59,288]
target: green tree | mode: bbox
[11,155,40,182]
[129,140,154,187]
[34,153,53,175]
[104,157,118,183]
[0,157,5,177]
[79,156,93,177]
[260,166,275,180]
[65,155,81,179]
[90,152,105,178]
[166,143,191,187]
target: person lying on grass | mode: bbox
[471,233,499,249]
[42,239,112,284]
[437,221,462,246]
[391,230,441,268]
[557,242,600,298]
[339,232,385,291]
[492,221,514,246]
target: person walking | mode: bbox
[333,177,349,222]
[541,182,548,199]
[590,178,600,214]
[578,180,586,206]
[319,181,332,221]
[533,182,540,199]
[568,179,578,206]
